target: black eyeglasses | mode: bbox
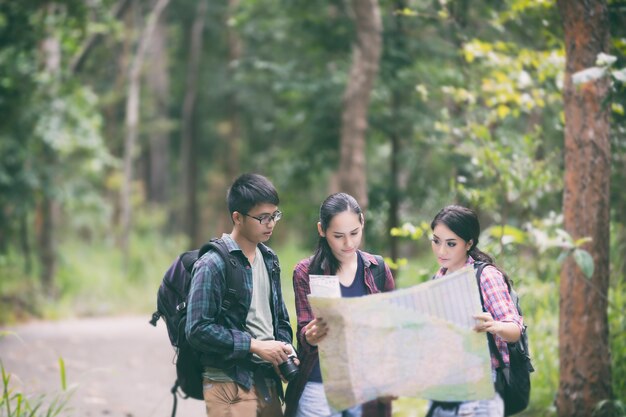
[244,210,282,225]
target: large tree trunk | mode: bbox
[556,1,612,416]
[120,0,170,257]
[145,16,170,205]
[180,0,208,248]
[337,0,382,210]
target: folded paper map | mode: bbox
[309,274,341,298]
[308,265,494,410]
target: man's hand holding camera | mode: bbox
[250,339,292,365]
[249,339,300,382]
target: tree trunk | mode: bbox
[389,130,400,260]
[37,6,61,296]
[226,0,242,180]
[145,16,170,205]
[20,211,32,275]
[37,182,56,295]
[120,0,170,256]
[180,0,208,248]
[387,0,409,264]
[211,0,243,237]
[556,1,612,416]
[337,0,382,211]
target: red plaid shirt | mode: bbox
[293,251,395,356]
[434,256,524,369]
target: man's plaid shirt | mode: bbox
[185,233,293,389]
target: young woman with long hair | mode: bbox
[426,205,523,417]
[284,193,395,417]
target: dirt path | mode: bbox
[0,315,206,417]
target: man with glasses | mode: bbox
[186,173,295,417]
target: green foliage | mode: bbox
[0,355,74,417]
[592,399,626,417]
[571,249,594,279]
[609,224,626,406]
[0,251,45,324]
[0,0,115,260]
[52,208,187,317]
[609,279,626,407]
[0,0,625,414]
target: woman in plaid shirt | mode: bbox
[426,205,523,417]
[284,193,395,417]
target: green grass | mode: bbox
[1,350,74,417]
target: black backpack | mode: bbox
[149,238,245,416]
[474,262,535,416]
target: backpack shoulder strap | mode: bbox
[371,255,387,292]
[198,238,245,313]
[473,261,506,369]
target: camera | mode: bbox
[278,353,299,382]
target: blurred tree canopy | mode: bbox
[1,0,623,260]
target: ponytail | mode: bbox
[309,237,340,275]
[470,246,513,288]
[468,246,493,265]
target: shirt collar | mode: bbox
[221,233,241,253]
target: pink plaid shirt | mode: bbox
[434,256,523,369]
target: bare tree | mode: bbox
[180,0,208,248]
[226,0,242,180]
[336,0,382,211]
[145,16,170,205]
[386,0,410,263]
[70,0,133,74]
[37,5,62,295]
[120,0,171,256]
[556,1,613,416]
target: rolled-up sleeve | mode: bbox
[480,265,524,332]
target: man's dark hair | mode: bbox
[227,173,279,215]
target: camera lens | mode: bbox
[278,357,299,382]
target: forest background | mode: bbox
[0,0,625,416]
